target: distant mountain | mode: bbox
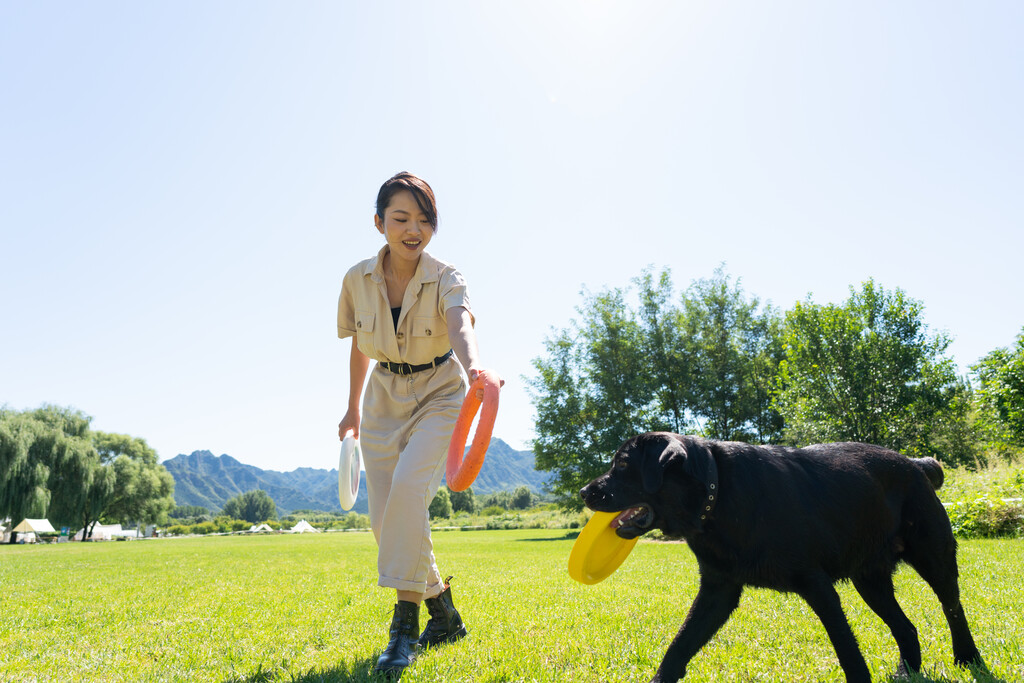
[162,438,549,516]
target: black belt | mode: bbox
[380,350,454,376]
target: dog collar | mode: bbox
[700,451,720,522]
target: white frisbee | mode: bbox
[338,433,361,511]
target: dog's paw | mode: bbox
[650,669,684,683]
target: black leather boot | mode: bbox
[418,577,468,648]
[374,600,420,676]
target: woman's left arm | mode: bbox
[446,306,505,396]
[446,306,483,381]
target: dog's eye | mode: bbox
[614,460,628,470]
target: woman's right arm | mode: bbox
[338,338,371,440]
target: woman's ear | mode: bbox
[374,213,384,234]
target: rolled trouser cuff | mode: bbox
[379,575,445,599]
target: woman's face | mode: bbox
[375,190,434,268]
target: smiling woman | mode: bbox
[334,171,503,676]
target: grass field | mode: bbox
[1,530,1020,682]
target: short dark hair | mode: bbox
[375,172,438,232]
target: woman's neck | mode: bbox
[383,247,420,280]
[382,249,419,307]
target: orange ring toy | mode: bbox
[446,369,501,492]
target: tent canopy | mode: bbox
[14,518,56,534]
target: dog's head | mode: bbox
[580,432,718,539]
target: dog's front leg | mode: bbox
[651,577,743,683]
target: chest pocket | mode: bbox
[355,310,375,334]
[412,316,443,338]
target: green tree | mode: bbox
[511,485,532,510]
[774,280,968,462]
[530,285,666,509]
[95,432,175,528]
[169,505,211,523]
[1,406,112,540]
[0,413,52,540]
[0,406,177,539]
[428,486,452,519]
[221,489,277,524]
[529,267,784,509]
[448,486,475,514]
[678,267,784,442]
[29,406,109,535]
[972,326,1024,457]
[477,490,512,510]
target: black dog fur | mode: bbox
[580,432,984,683]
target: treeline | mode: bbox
[0,405,175,540]
[161,484,547,536]
[428,484,538,518]
[530,267,1024,508]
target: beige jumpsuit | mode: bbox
[337,245,472,598]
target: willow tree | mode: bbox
[0,413,51,541]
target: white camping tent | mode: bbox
[249,523,273,533]
[13,518,56,543]
[74,523,125,541]
[290,520,320,533]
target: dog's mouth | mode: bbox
[610,505,654,538]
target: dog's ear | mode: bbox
[641,434,687,493]
[681,440,716,489]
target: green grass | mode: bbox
[0,531,1020,682]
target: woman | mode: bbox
[336,172,499,675]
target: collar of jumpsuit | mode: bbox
[358,244,452,367]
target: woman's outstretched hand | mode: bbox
[469,368,504,400]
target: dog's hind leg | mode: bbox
[798,573,871,683]
[852,571,921,675]
[903,542,983,669]
[651,576,742,683]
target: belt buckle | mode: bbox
[399,363,411,376]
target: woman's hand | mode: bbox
[469,367,504,400]
[338,407,360,441]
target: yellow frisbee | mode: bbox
[567,510,640,584]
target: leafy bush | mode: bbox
[938,460,1023,538]
[945,498,1023,538]
[168,505,211,523]
[326,512,370,530]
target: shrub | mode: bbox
[429,487,452,518]
[946,498,1024,538]
[328,512,370,530]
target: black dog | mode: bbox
[580,432,984,683]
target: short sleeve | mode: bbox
[337,268,359,339]
[438,266,474,326]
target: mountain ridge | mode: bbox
[163,438,548,516]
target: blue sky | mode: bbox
[2,2,1022,472]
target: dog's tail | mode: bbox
[914,456,944,490]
